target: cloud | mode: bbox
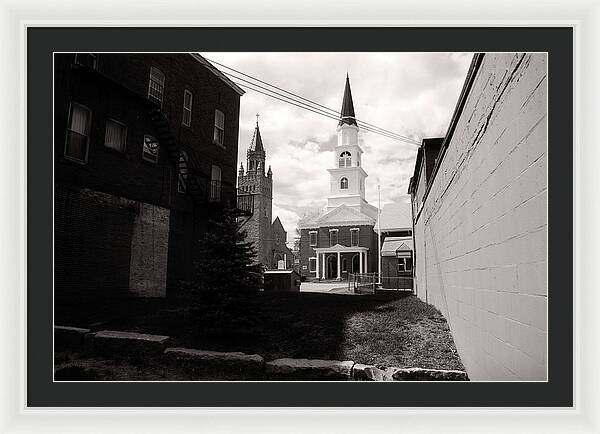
[204,52,472,243]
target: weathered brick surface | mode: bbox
[412,53,547,381]
[54,54,242,297]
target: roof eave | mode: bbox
[190,53,245,96]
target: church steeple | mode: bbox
[247,114,266,174]
[338,73,357,127]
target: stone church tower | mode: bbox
[238,117,273,266]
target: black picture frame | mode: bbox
[28,26,573,407]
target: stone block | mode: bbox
[385,367,468,381]
[351,363,385,381]
[91,330,170,358]
[265,358,354,380]
[164,347,264,373]
[54,325,91,349]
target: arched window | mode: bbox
[340,177,349,189]
[338,151,351,168]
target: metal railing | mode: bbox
[380,275,414,291]
[348,273,377,294]
[348,273,414,293]
[236,189,254,216]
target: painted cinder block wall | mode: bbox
[413,53,547,381]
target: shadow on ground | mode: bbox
[55,290,463,371]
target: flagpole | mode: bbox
[377,184,382,286]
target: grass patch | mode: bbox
[55,291,464,371]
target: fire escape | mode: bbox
[148,106,254,218]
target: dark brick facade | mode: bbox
[299,225,378,279]
[54,53,243,297]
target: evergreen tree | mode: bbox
[192,207,263,297]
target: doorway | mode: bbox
[326,255,337,279]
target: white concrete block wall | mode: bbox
[413,53,547,381]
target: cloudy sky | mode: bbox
[203,52,472,244]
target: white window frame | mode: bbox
[340,177,349,190]
[350,228,360,247]
[309,231,318,247]
[104,118,127,152]
[148,66,165,107]
[182,89,192,127]
[64,102,92,163]
[339,151,351,168]
[142,134,159,164]
[213,109,225,147]
[398,259,406,272]
[309,257,317,273]
[329,228,339,247]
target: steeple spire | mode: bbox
[339,74,357,127]
[249,114,265,153]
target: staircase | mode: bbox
[149,107,254,218]
[149,107,209,203]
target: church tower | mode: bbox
[325,74,377,220]
[238,116,273,266]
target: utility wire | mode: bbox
[226,75,411,143]
[207,57,420,144]
[229,79,418,144]
[204,56,422,146]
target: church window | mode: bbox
[177,150,188,193]
[309,257,316,273]
[329,228,339,246]
[340,177,349,190]
[350,228,359,247]
[309,231,317,247]
[339,151,351,168]
[213,109,225,146]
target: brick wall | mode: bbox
[412,53,547,380]
[299,225,377,278]
[55,184,136,296]
[54,53,242,296]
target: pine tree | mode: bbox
[192,208,263,297]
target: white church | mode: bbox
[298,75,379,280]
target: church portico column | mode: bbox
[359,251,363,274]
[337,251,341,280]
[322,254,326,279]
[315,252,319,279]
[364,251,368,273]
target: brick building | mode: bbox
[54,53,249,298]
[377,201,414,289]
[408,53,547,380]
[298,75,378,280]
[238,119,294,269]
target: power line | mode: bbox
[204,57,422,146]
[225,75,412,143]
[213,60,421,145]
[229,79,419,145]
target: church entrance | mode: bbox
[352,254,360,274]
[326,255,337,280]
